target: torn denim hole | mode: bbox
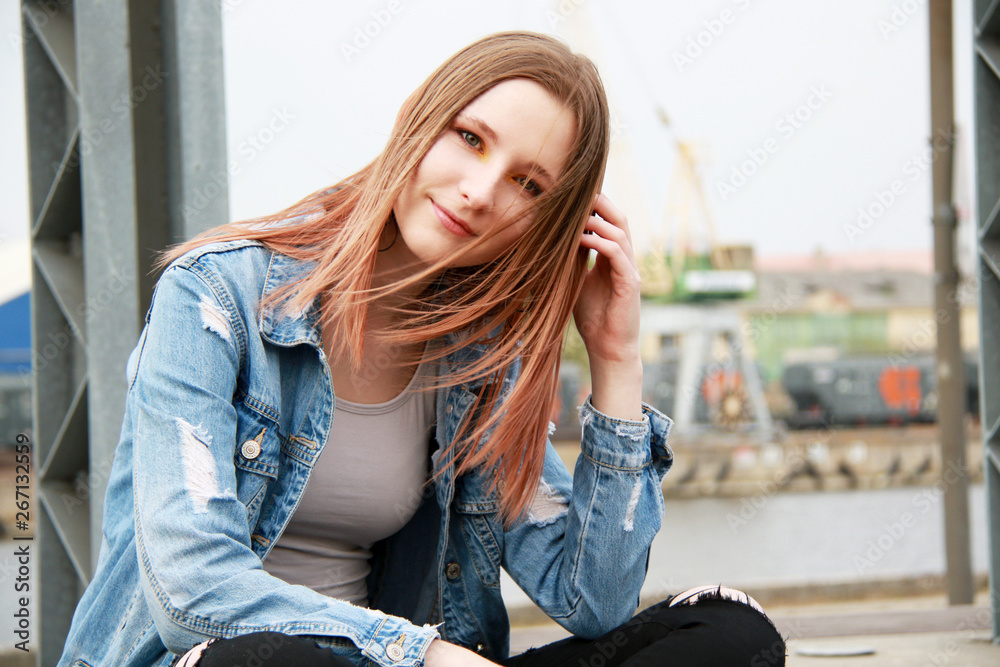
[623,477,643,532]
[525,477,569,526]
[577,404,594,430]
[199,294,232,342]
[547,421,556,436]
[177,418,220,514]
[279,296,311,322]
[614,422,646,442]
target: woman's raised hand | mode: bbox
[423,639,499,666]
[573,193,644,421]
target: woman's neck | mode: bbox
[370,221,437,312]
[318,222,437,402]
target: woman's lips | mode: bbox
[432,201,474,237]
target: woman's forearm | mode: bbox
[588,355,644,421]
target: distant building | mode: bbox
[742,250,978,382]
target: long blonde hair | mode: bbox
[159,31,611,524]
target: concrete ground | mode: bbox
[772,592,997,667]
[510,590,999,665]
[783,632,996,666]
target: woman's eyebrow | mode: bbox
[460,113,498,144]
[458,113,556,184]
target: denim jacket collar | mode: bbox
[258,250,322,348]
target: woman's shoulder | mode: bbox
[161,239,319,311]
[165,208,325,278]
[167,238,271,271]
[158,239,279,313]
[165,238,283,286]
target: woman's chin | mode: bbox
[393,231,462,268]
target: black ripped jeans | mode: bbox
[502,595,786,667]
[182,594,785,667]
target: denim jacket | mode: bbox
[57,240,673,667]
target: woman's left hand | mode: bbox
[573,193,644,420]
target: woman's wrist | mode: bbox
[424,639,497,666]
[588,356,644,421]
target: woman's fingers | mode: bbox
[581,211,639,275]
[575,193,642,372]
[578,226,641,287]
[591,192,633,247]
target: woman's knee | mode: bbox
[678,586,785,665]
[640,586,786,665]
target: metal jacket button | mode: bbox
[445,562,461,580]
[385,643,404,662]
[240,440,261,460]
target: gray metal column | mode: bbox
[931,0,974,606]
[24,1,228,663]
[23,2,91,661]
[973,0,1000,643]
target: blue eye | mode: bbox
[514,176,543,197]
[459,129,482,150]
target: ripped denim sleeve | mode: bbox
[198,294,234,342]
[524,476,570,527]
[577,395,673,476]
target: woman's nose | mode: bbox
[458,164,499,210]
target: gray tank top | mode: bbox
[262,356,435,605]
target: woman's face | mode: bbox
[392,78,577,268]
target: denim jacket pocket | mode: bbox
[232,405,280,529]
[455,513,503,589]
[453,473,503,588]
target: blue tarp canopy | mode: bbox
[0,239,31,374]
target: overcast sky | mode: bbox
[0,0,979,265]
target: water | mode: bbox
[502,483,989,607]
[648,482,988,590]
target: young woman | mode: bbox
[57,32,785,667]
